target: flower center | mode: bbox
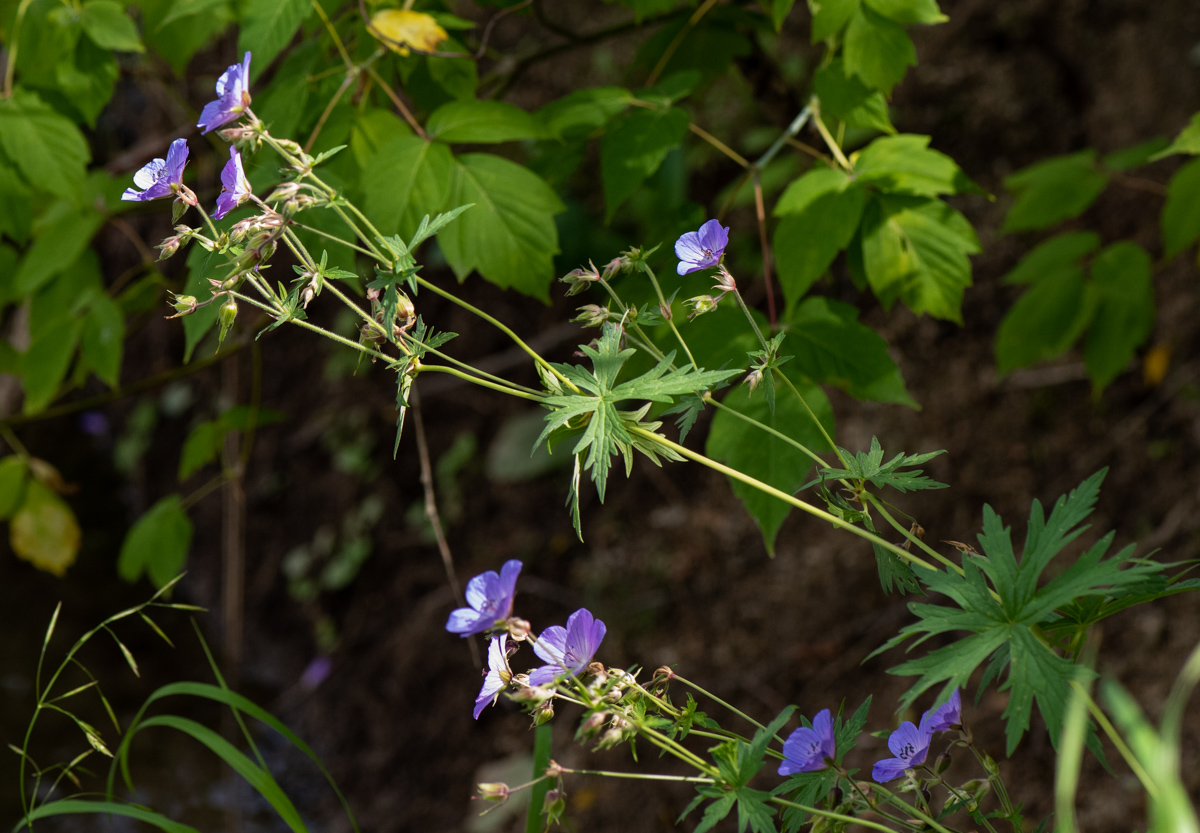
[900,742,915,759]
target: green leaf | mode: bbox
[426,100,547,143]
[1161,156,1200,258]
[1101,137,1169,171]
[1151,112,1200,159]
[181,245,224,361]
[252,40,318,140]
[11,205,105,296]
[809,435,946,492]
[10,479,80,577]
[363,136,454,242]
[437,152,566,300]
[601,106,690,220]
[238,0,310,80]
[0,164,33,244]
[80,0,144,51]
[812,60,895,135]
[770,0,797,29]
[178,421,225,480]
[428,39,478,101]
[853,133,975,197]
[774,178,865,307]
[117,494,193,588]
[537,86,631,140]
[706,370,834,554]
[859,195,980,322]
[774,167,854,215]
[862,0,946,24]
[995,267,1092,375]
[1002,150,1109,233]
[0,456,30,520]
[80,294,124,388]
[808,0,859,41]
[1084,242,1154,391]
[0,89,90,199]
[349,108,412,169]
[139,0,233,75]
[19,800,202,833]
[1001,231,1099,285]
[785,297,916,406]
[22,317,82,415]
[53,36,120,127]
[843,5,916,96]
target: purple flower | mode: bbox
[527,608,606,686]
[872,719,934,783]
[474,634,514,719]
[922,688,961,733]
[675,219,729,275]
[445,559,522,637]
[299,656,332,690]
[213,147,252,220]
[778,708,837,775]
[121,138,189,202]
[198,52,252,134]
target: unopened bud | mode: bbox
[542,788,566,824]
[744,367,763,393]
[511,683,552,704]
[275,138,304,156]
[156,235,182,261]
[686,295,718,318]
[934,751,952,774]
[219,126,262,153]
[476,782,509,803]
[533,700,555,726]
[166,293,197,319]
[560,262,601,296]
[658,302,673,320]
[577,712,605,740]
[217,296,238,348]
[267,182,301,203]
[586,662,607,684]
[573,304,609,328]
[507,618,532,641]
[601,255,632,280]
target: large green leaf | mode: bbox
[437,152,565,300]
[0,89,90,198]
[812,60,895,135]
[52,36,120,127]
[80,293,125,388]
[252,40,318,140]
[363,137,453,243]
[853,133,973,197]
[140,0,234,76]
[809,0,859,41]
[843,5,916,95]
[1084,242,1154,391]
[774,172,865,307]
[994,267,1091,375]
[706,370,834,555]
[862,0,946,24]
[1161,156,1200,258]
[11,205,104,296]
[601,106,690,220]
[1001,231,1099,285]
[859,194,979,322]
[80,0,144,51]
[426,100,547,143]
[238,0,310,79]
[0,164,33,244]
[21,317,82,415]
[537,87,631,140]
[786,297,916,406]
[1002,150,1109,233]
[117,494,193,588]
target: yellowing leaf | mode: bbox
[10,480,80,577]
[370,10,448,56]
[1143,343,1171,387]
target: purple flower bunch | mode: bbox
[121,52,255,223]
[444,560,608,719]
[872,689,962,783]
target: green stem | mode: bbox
[811,109,852,171]
[674,674,769,734]
[281,227,318,271]
[865,493,963,574]
[753,106,813,170]
[773,369,846,467]
[417,365,545,402]
[705,395,825,466]
[731,288,770,354]
[638,264,697,369]
[627,426,937,572]
[1069,680,1158,798]
[414,275,580,393]
[3,0,35,97]
[397,331,542,396]
[770,797,901,833]
[289,221,378,258]
[561,768,716,784]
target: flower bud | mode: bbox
[601,255,633,280]
[156,234,182,261]
[686,295,718,319]
[576,712,606,740]
[744,367,763,393]
[166,293,198,319]
[560,262,601,297]
[507,617,532,641]
[267,182,301,203]
[542,788,566,825]
[475,782,510,805]
[511,683,553,704]
[533,700,555,726]
[573,304,609,328]
[217,296,238,347]
[658,301,673,321]
[934,750,952,774]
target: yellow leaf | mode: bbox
[11,479,80,577]
[1143,343,1171,387]
[369,9,448,56]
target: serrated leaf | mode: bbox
[813,60,895,134]
[117,494,192,588]
[437,152,565,300]
[859,194,979,323]
[1162,156,1200,258]
[238,0,309,80]
[408,204,472,250]
[81,0,144,51]
[774,180,866,308]
[1001,231,1099,285]
[808,0,859,42]
[365,137,454,245]
[537,86,631,140]
[843,5,916,95]
[140,0,233,75]
[1002,150,1109,233]
[11,479,80,577]
[80,294,124,387]
[426,100,547,143]
[853,133,976,197]
[11,205,105,296]
[0,89,90,199]
[995,267,1092,375]
[706,370,834,554]
[22,317,83,415]
[808,436,946,492]
[601,106,690,220]
[1084,242,1154,391]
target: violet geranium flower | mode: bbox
[675,219,729,275]
[872,719,934,783]
[198,52,252,134]
[527,608,606,686]
[213,147,252,220]
[121,138,189,202]
[778,708,837,775]
[445,559,522,637]
[474,634,514,719]
[922,688,962,733]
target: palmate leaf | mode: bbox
[804,435,946,493]
[876,470,1171,754]
[537,323,740,506]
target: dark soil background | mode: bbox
[3,1,1200,831]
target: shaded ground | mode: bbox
[4,1,1200,831]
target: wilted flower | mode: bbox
[446,559,523,637]
[675,219,729,275]
[213,147,252,220]
[369,9,448,56]
[528,608,607,686]
[922,689,961,733]
[474,634,514,719]
[779,709,837,775]
[872,719,934,783]
[198,52,252,134]
[122,138,189,202]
